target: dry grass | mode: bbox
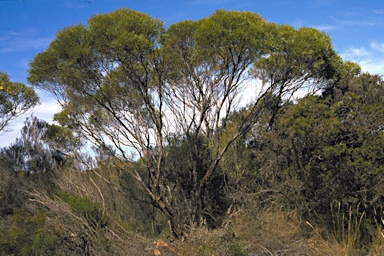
[366,221,384,256]
[229,207,315,255]
[7,166,383,256]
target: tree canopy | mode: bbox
[0,72,39,133]
[27,8,343,237]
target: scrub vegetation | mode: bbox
[1,9,383,255]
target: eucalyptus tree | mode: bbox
[160,11,275,228]
[0,72,39,133]
[28,8,340,237]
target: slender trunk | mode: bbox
[133,167,184,238]
[155,197,184,238]
[194,185,205,227]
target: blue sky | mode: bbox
[0,0,383,147]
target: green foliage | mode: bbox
[0,167,26,216]
[0,72,39,132]
[57,191,108,229]
[163,134,229,228]
[0,207,61,256]
[266,72,384,248]
[0,115,81,201]
[20,232,59,256]
[194,10,270,60]
[195,244,216,256]
[228,242,248,256]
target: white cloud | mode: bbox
[370,42,384,53]
[341,47,370,59]
[32,98,62,122]
[0,97,62,148]
[0,115,27,147]
[340,42,384,76]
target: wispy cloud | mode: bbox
[313,25,338,32]
[341,42,384,76]
[311,10,380,33]
[370,42,384,53]
[66,0,89,10]
[373,10,384,15]
[0,29,52,52]
[331,17,376,27]
[6,38,51,52]
[187,0,232,6]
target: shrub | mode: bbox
[56,191,108,229]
